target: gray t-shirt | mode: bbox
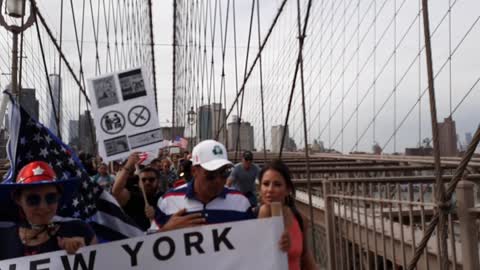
[229,163,260,194]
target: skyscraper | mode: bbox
[271,125,289,153]
[198,105,212,141]
[438,117,458,156]
[47,74,62,136]
[68,120,80,150]
[19,88,39,120]
[465,132,473,146]
[197,103,226,144]
[79,110,96,154]
[227,119,254,151]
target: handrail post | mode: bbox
[323,179,336,270]
[456,180,480,270]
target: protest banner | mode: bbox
[87,66,163,162]
[0,217,287,270]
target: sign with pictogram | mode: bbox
[128,105,151,127]
[88,66,163,162]
[101,111,125,135]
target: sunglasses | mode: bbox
[206,167,232,181]
[25,192,60,207]
[141,177,157,183]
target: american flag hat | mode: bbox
[0,161,80,207]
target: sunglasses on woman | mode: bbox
[25,192,60,207]
[206,167,232,181]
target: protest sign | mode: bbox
[0,217,288,270]
[87,67,163,162]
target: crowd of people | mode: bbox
[0,139,317,270]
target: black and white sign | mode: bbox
[87,66,163,162]
[93,76,119,108]
[0,218,288,270]
[104,135,130,156]
[101,111,125,135]
[119,69,147,100]
[129,129,162,149]
[128,105,151,127]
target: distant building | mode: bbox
[271,125,291,153]
[465,132,473,146]
[288,137,297,151]
[79,110,96,155]
[46,74,62,136]
[438,116,458,156]
[19,88,39,120]
[68,120,79,150]
[160,126,185,141]
[405,147,433,156]
[227,120,254,151]
[311,139,325,153]
[197,103,226,145]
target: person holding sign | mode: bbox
[112,153,162,231]
[257,160,318,270]
[0,161,96,260]
[152,140,290,253]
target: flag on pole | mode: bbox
[2,92,143,241]
[172,135,188,149]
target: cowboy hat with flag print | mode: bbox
[0,161,80,209]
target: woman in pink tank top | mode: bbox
[257,160,318,270]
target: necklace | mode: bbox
[19,224,59,245]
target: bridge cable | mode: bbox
[68,0,96,152]
[214,0,289,140]
[17,14,25,99]
[295,0,315,256]
[31,2,90,104]
[256,0,267,162]
[217,0,230,151]
[418,1,447,268]
[34,12,61,140]
[234,0,255,162]
[172,0,177,139]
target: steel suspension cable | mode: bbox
[34,13,61,139]
[295,0,315,256]
[215,0,289,140]
[256,0,267,162]
[234,0,255,162]
[30,0,90,104]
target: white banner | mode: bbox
[87,66,163,162]
[0,218,287,270]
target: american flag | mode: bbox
[172,136,188,149]
[2,93,143,241]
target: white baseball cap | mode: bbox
[191,140,232,171]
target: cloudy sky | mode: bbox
[0,0,478,153]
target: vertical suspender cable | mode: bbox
[172,0,177,140]
[256,0,267,162]
[235,0,255,162]
[232,0,240,143]
[147,0,158,111]
[18,15,25,99]
[295,0,315,255]
[215,0,289,140]
[34,13,61,140]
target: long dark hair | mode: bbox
[259,160,304,232]
[259,159,296,207]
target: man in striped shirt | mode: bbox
[153,140,255,231]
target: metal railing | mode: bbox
[295,176,480,270]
